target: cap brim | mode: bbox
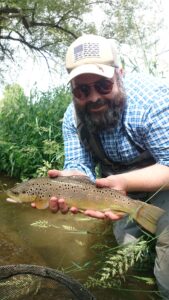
[67,64,115,82]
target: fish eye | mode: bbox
[12,190,19,195]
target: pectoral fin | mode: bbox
[35,200,49,209]
[106,209,127,217]
[111,211,127,217]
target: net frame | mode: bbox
[0,264,96,300]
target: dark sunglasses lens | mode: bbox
[72,85,90,99]
[72,87,82,98]
[72,79,113,99]
[96,79,113,94]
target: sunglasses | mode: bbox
[72,78,114,101]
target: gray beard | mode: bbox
[74,87,126,133]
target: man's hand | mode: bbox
[96,175,127,194]
[80,175,126,220]
[48,197,124,220]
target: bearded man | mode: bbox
[45,35,169,299]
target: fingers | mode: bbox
[84,210,106,219]
[48,169,61,178]
[104,211,124,220]
[49,197,80,215]
[48,169,85,178]
[95,178,111,188]
[49,197,69,214]
[58,199,69,214]
[33,196,124,221]
[70,207,79,214]
[95,177,121,188]
[84,210,124,220]
[96,177,127,195]
[49,197,59,213]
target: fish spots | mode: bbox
[62,183,77,193]
[99,190,106,194]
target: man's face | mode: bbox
[71,72,126,131]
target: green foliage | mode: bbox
[0,84,71,179]
[0,0,96,79]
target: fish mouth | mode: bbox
[6,191,22,203]
[6,197,20,203]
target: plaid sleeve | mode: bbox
[142,91,169,166]
[123,74,169,166]
[62,103,96,180]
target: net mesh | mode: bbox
[0,264,95,300]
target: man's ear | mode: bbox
[118,67,125,77]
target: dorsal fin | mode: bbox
[51,175,94,185]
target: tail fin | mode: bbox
[133,203,165,234]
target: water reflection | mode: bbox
[0,174,160,300]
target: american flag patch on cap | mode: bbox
[74,42,100,62]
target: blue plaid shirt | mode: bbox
[62,72,169,181]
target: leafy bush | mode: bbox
[0,83,71,179]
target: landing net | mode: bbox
[0,264,95,300]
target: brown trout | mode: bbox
[6,175,165,234]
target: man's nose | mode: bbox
[86,86,100,102]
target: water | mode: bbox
[0,174,161,300]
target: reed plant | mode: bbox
[85,236,156,289]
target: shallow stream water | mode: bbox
[0,174,161,300]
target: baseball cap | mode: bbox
[66,34,119,82]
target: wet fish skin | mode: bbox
[6,176,165,234]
